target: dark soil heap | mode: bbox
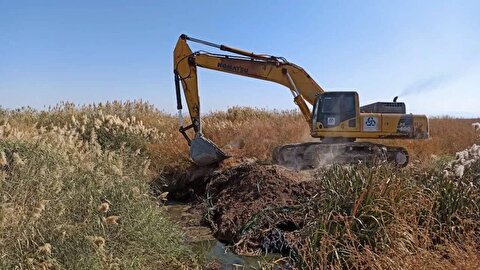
[159,162,320,256]
[202,164,319,255]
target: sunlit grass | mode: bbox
[0,103,198,269]
[1,101,479,269]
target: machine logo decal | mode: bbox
[363,116,379,132]
[217,63,248,74]
[327,117,336,126]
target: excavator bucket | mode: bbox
[190,134,229,166]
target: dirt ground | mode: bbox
[157,162,320,256]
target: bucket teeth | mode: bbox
[190,134,229,166]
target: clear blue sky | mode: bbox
[1,1,479,116]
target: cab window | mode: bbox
[343,94,356,119]
[321,96,341,113]
[315,92,357,128]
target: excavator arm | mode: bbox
[174,34,325,145]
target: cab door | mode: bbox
[312,92,360,132]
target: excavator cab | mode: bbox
[311,91,429,141]
[312,91,359,130]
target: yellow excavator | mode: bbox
[173,34,429,169]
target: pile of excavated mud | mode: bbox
[158,162,320,256]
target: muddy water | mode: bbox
[164,202,281,269]
[192,240,281,269]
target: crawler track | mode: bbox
[272,142,409,170]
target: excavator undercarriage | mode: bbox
[272,141,409,170]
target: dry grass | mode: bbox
[0,102,199,269]
[21,101,473,169]
[1,101,479,269]
[295,161,479,269]
[379,117,480,161]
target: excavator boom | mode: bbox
[174,34,324,127]
[174,34,324,165]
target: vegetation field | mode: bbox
[0,101,479,269]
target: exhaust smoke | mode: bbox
[398,73,453,98]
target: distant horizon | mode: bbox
[1,99,478,119]
[2,1,479,117]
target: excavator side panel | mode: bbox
[380,114,429,139]
[312,113,429,139]
[413,115,429,139]
[311,117,359,134]
[381,114,401,133]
